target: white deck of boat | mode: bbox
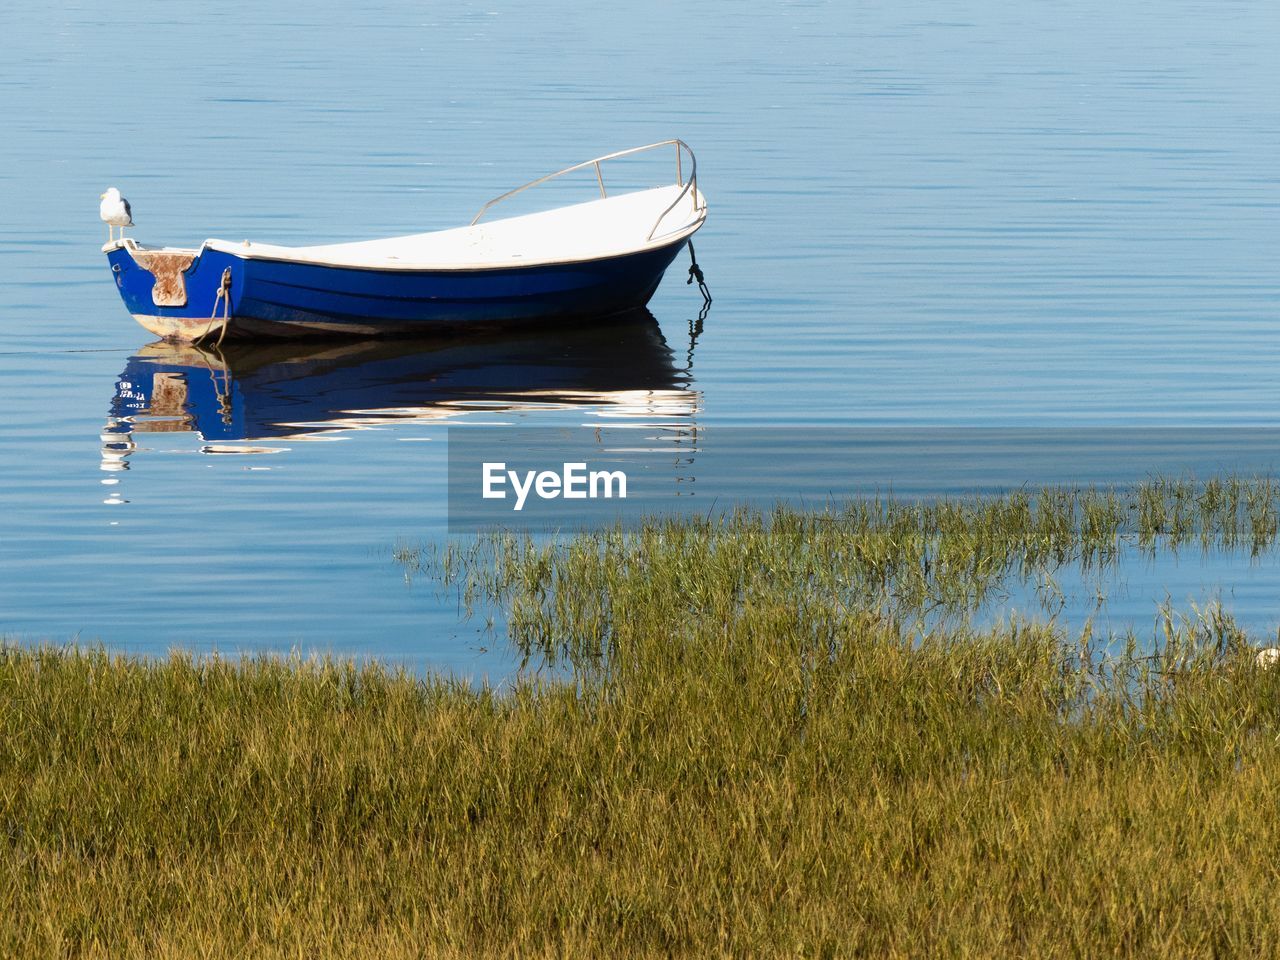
[200,184,705,271]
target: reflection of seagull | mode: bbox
[99,187,133,243]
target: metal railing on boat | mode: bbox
[469,140,704,242]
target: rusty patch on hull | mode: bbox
[132,251,197,306]
[134,312,395,341]
[133,313,232,341]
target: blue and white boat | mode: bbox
[102,141,707,341]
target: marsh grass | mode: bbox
[8,478,1280,956]
[402,475,1280,668]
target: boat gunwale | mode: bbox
[103,187,706,275]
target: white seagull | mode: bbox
[99,187,133,243]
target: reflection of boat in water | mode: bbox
[102,312,699,469]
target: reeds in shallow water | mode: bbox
[401,475,1280,666]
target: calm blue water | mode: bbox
[3,1,1280,675]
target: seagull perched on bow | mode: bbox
[99,187,133,243]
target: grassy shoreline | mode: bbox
[8,483,1280,956]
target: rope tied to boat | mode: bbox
[686,241,711,306]
[199,268,234,346]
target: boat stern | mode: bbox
[105,239,240,341]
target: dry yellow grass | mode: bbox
[6,482,1280,956]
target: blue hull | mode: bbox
[106,239,690,340]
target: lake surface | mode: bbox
[3,0,1280,677]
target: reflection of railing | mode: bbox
[469,140,704,242]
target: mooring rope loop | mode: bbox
[686,241,711,306]
[199,268,234,346]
